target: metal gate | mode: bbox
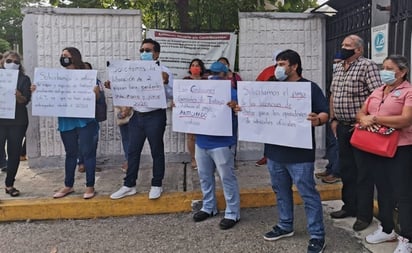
[389,0,412,67]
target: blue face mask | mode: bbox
[274,66,288,81]
[380,70,396,85]
[140,52,153,61]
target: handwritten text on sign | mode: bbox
[32,68,97,118]
[0,69,18,119]
[237,81,312,149]
[107,60,167,109]
[172,80,232,136]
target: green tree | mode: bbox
[0,38,11,53]
[276,0,318,12]
[0,0,41,53]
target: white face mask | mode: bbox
[4,62,20,70]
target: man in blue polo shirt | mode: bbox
[262,50,328,253]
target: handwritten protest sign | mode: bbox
[237,81,312,149]
[32,68,97,118]
[0,69,19,119]
[172,80,232,136]
[107,60,167,109]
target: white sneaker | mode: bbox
[110,186,136,199]
[394,236,412,253]
[366,225,397,244]
[148,186,163,199]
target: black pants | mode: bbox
[337,124,374,223]
[0,125,27,187]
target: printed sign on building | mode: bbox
[371,23,389,64]
[146,29,237,79]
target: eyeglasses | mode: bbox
[139,48,153,53]
[5,59,20,65]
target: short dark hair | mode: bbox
[384,54,409,81]
[276,49,302,76]
[188,58,206,75]
[62,47,85,69]
[142,38,160,53]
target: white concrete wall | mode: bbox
[22,8,146,166]
[21,9,327,167]
[238,12,326,152]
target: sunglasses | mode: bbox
[139,48,153,53]
[5,59,20,65]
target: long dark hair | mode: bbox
[62,47,85,69]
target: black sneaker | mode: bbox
[263,225,294,241]
[193,211,216,222]
[307,238,325,253]
[219,218,239,230]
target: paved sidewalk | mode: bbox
[0,157,398,252]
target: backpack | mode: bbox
[95,80,107,122]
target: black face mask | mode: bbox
[60,56,72,67]
[340,48,355,60]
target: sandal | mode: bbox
[5,187,20,197]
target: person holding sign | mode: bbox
[32,47,100,199]
[110,38,173,200]
[0,51,31,197]
[183,58,207,170]
[192,61,240,230]
[236,50,328,252]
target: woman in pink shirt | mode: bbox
[356,55,412,252]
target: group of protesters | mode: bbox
[1,33,412,253]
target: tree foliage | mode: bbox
[0,0,318,53]
[277,0,318,12]
[0,38,11,53]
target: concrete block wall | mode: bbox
[21,9,327,167]
[22,8,146,166]
[238,12,326,152]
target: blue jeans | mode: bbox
[267,159,325,239]
[60,121,98,187]
[325,123,339,176]
[195,145,240,220]
[78,127,99,166]
[124,109,166,187]
[119,123,129,161]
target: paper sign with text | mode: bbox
[237,81,312,149]
[0,69,19,119]
[32,68,97,118]
[172,80,232,136]
[107,60,167,109]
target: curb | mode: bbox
[0,184,342,222]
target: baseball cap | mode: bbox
[209,61,228,73]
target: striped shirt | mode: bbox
[331,56,382,122]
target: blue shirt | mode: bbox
[264,78,329,163]
[58,117,95,132]
[196,84,238,149]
